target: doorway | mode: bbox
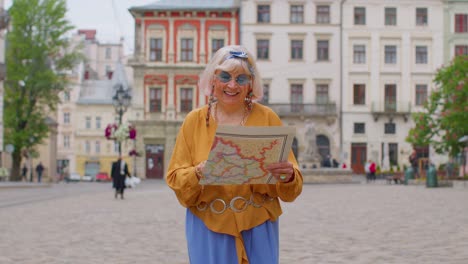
[145,144,164,179]
[351,143,367,173]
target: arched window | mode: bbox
[316,135,330,161]
[292,137,298,159]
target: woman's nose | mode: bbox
[227,78,237,87]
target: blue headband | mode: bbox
[226,51,248,60]
[224,51,255,76]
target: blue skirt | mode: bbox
[186,209,279,264]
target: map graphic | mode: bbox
[199,126,296,185]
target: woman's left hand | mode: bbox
[266,162,295,183]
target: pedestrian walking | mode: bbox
[365,160,371,182]
[35,162,44,183]
[166,45,303,264]
[370,160,377,181]
[21,164,28,182]
[409,150,419,178]
[111,155,130,199]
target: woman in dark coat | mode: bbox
[111,156,130,199]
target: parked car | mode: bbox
[82,174,94,182]
[95,172,111,182]
[65,172,81,183]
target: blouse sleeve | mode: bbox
[166,116,203,208]
[261,107,303,202]
[276,150,303,202]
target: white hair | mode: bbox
[198,45,263,101]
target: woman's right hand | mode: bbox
[195,161,207,180]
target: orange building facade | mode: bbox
[128,2,240,179]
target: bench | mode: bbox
[386,173,404,184]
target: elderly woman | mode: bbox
[166,45,303,264]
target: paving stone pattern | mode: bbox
[0,181,467,264]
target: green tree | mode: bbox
[406,55,468,157]
[4,0,82,181]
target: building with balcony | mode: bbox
[342,0,444,173]
[128,0,241,178]
[240,0,342,168]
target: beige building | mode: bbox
[341,0,445,173]
[74,63,133,178]
[56,30,132,179]
[240,0,342,169]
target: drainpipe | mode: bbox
[340,0,346,163]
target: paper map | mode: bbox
[199,126,296,185]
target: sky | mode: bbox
[5,0,153,55]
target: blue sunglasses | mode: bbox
[216,71,251,86]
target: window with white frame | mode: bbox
[85,116,91,129]
[95,117,101,129]
[105,65,112,79]
[147,25,166,62]
[63,91,70,102]
[415,84,428,106]
[180,87,193,112]
[181,38,194,62]
[316,5,330,24]
[353,84,366,105]
[85,141,91,153]
[291,40,303,60]
[455,45,468,56]
[212,39,224,56]
[114,142,119,153]
[416,8,428,26]
[415,46,428,64]
[257,5,270,23]
[95,141,100,154]
[455,14,468,33]
[316,84,329,104]
[150,38,163,61]
[353,45,366,64]
[208,25,228,58]
[105,47,111,59]
[385,7,397,26]
[257,39,270,60]
[384,123,396,134]
[385,45,397,64]
[290,5,304,24]
[64,112,70,124]
[354,123,365,134]
[290,84,303,112]
[149,87,162,112]
[317,40,329,61]
[64,135,70,149]
[261,83,270,104]
[354,7,366,25]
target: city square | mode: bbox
[1,180,467,264]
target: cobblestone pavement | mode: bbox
[0,180,467,264]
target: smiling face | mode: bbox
[212,67,252,109]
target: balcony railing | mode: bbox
[263,102,337,117]
[371,101,411,122]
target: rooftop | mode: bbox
[129,0,240,11]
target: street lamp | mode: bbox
[112,84,131,155]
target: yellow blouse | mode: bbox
[166,103,303,264]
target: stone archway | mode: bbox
[316,134,330,162]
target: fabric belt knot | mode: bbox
[196,192,274,214]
